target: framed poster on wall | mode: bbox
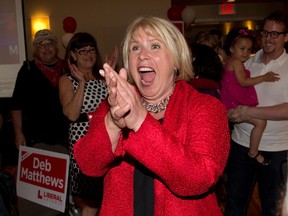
[0,0,26,97]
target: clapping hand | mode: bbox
[68,60,85,82]
[100,63,147,132]
[100,64,130,130]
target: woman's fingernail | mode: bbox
[103,63,109,68]
[99,69,105,76]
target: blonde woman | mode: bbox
[74,17,230,216]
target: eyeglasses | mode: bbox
[260,30,287,39]
[75,48,96,55]
[37,40,56,49]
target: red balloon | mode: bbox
[167,6,185,21]
[63,17,77,33]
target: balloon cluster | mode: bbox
[167,6,196,25]
[62,16,77,48]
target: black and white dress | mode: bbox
[68,75,107,202]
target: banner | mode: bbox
[0,0,26,97]
[17,146,69,212]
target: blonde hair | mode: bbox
[122,16,193,82]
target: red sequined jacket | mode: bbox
[74,80,230,216]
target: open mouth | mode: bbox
[138,67,156,86]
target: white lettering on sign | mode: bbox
[33,157,51,172]
[20,168,64,189]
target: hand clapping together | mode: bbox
[100,63,147,151]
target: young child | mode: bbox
[220,27,280,165]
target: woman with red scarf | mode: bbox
[74,17,230,216]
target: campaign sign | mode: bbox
[17,146,69,212]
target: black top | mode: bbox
[134,118,163,216]
[11,60,69,146]
[134,163,154,216]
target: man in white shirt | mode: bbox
[225,10,288,216]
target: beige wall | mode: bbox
[23,1,283,62]
[23,0,170,61]
[192,2,283,22]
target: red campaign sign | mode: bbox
[19,150,67,193]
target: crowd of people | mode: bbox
[0,8,287,216]
[225,10,288,216]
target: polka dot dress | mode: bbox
[68,76,108,201]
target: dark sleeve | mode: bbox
[10,61,30,110]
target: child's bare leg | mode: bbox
[247,118,270,165]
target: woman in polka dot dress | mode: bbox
[59,32,118,216]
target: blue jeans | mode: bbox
[224,140,287,216]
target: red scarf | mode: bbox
[35,57,64,87]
